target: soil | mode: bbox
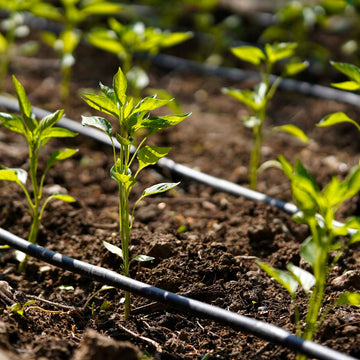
[0,12,360,360]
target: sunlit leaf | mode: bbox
[82,93,119,117]
[132,96,170,115]
[257,261,298,297]
[331,81,360,91]
[113,67,127,106]
[335,292,360,306]
[38,110,64,133]
[265,42,297,64]
[133,254,155,262]
[317,112,360,131]
[139,182,180,201]
[137,145,171,172]
[12,75,37,131]
[331,61,360,85]
[51,194,75,203]
[40,127,77,140]
[0,168,26,184]
[283,61,309,76]
[46,148,78,172]
[230,46,265,66]
[300,236,318,267]
[103,241,123,259]
[287,263,315,294]
[82,2,122,15]
[81,116,112,137]
[0,112,26,135]
[272,124,309,142]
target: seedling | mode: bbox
[86,17,192,95]
[223,42,308,189]
[258,156,360,359]
[0,76,77,270]
[82,67,190,319]
[0,0,41,91]
[36,0,122,105]
[318,61,360,134]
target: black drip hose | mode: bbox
[0,228,357,360]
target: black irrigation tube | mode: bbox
[0,227,357,360]
[149,52,360,107]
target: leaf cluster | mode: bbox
[258,157,360,343]
[0,76,77,233]
[318,61,360,132]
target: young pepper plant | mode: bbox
[0,0,41,92]
[86,17,192,95]
[0,76,77,270]
[34,0,122,105]
[258,156,360,359]
[222,42,309,190]
[81,67,190,319]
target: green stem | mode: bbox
[249,123,263,190]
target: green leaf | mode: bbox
[46,148,78,172]
[335,292,360,306]
[115,132,132,147]
[86,31,127,57]
[344,165,360,199]
[331,61,360,85]
[51,194,75,203]
[137,145,171,172]
[283,61,309,76]
[230,46,265,66]
[0,112,26,135]
[81,116,112,137]
[82,2,122,15]
[12,75,37,132]
[146,88,183,113]
[60,29,80,55]
[113,67,127,106]
[317,112,360,131]
[142,113,190,133]
[257,261,298,297]
[132,96,170,115]
[223,88,264,111]
[133,254,155,262]
[139,182,180,201]
[38,110,64,133]
[331,81,360,91]
[287,263,315,294]
[278,155,293,179]
[349,231,360,245]
[82,93,119,117]
[272,124,309,142]
[103,241,123,259]
[265,42,297,64]
[300,236,318,267]
[40,127,77,140]
[0,168,27,185]
[110,165,136,190]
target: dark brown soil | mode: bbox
[0,21,360,360]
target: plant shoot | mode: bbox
[0,76,77,270]
[258,156,360,359]
[82,67,190,319]
[223,42,309,189]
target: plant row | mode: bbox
[0,2,360,359]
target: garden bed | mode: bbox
[0,17,360,360]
